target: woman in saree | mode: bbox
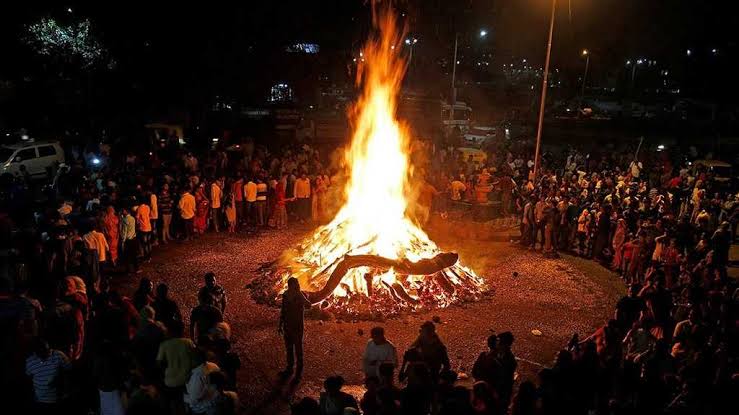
[194,184,210,234]
[611,218,627,271]
[101,205,120,266]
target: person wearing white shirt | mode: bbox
[362,327,398,379]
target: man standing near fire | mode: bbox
[278,277,312,380]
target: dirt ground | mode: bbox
[116,226,624,414]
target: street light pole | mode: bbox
[533,0,557,181]
[450,33,459,121]
[579,49,590,109]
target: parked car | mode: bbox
[0,140,65,178]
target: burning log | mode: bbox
[306,252,460,304]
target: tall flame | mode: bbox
[280,5,483,314]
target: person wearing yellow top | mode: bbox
[244,179,258,226]
[211,178,223,232]
[294,173,311,222]
[149,191,158,245]
[179,188,196,240]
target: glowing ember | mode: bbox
[273,5,484,317]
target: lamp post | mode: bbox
[579,49,590,109]
[449,29,487,121]
[627,58,644,95]
[532,0,557,181]
[405,37,418,68]
[450,33,459,121]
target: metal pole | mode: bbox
[533,0,557,181]
[450,33,458,121]
[579,54,589,108]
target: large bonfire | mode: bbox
[254,5,485,319]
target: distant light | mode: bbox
[359,51,363,57]
[522,58,527,63]
[212,138,219,142]
[92,158,101,165]
[405,39,410,45]
[479,29,488,38]
[67,8,72,13]
[21,134,30,141]
[686,49,692,56]
[581,49,588,56]
[636,59,644,65]
[626,60,632,65]
[390,45,395,50]
[657,144,665,150]
[711,48,718,54]
[456,60,460,64]
[352,58,356,62]
[149,152,153,156]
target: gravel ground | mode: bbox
[115,226,623,414]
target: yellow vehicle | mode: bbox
[457,147,488,164]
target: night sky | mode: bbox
[1,1,737,131]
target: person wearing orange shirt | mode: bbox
[136,202,153,261]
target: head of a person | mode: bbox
[33,338,51,359]
[486,333,498,350]
[156,283,169,299]
[204,272,216,288]
[138,277,153,294]
[291,397,320,415]
[370,326,386,344]
[323,375,345,395]
[168,319,185,338]
[498,331,514,349]
[287,277,300,293]
[420,321,436,339]
[472,381,493,403]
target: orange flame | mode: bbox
[282,5,483,311]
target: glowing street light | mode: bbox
[405,37,418,68]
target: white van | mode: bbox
[0,140,65,177]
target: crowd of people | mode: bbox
[0,136,339,415]
[0,130,737,415]
[289,141,738,414]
